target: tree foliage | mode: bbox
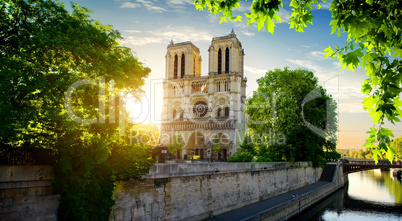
[1,0,152,220]
[245,68,337,167]
[194,0,402,164]
[324,150,341,161]
[228,135,257,162]
[391,136,402,160]
[167,132,184,156]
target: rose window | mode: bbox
[193,101,208,117]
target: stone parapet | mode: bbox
[145,162,310,179]
[0,165,58,221]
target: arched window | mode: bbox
[181,54,185,78]
[225,47,229,73]
[193,57,196,75]
[180,109,184,119]
[173,110,176,119]
[225,107,229,117]
[224,80,229,91]
[174,55,178,79]
[217,108,221,118]
[218,48,222,74]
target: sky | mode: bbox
[61,0,402,150]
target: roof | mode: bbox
[167,41,200,52]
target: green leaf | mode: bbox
[386,145,395,163]
[257,15,265,31]
[266,16,276,34]
[324,46,334,58]
[306,3,312,11]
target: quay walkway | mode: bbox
[206,163,342,221]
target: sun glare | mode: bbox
[125,95,150,124]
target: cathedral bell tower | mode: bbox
[165,40,202,79]
[208,29,244,76]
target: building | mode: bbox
[160,30,247,161]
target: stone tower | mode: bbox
[160,30,247,161]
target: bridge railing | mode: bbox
[341,159,402,174]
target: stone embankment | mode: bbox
[0,162,343,221]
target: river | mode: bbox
[292,169,402,221]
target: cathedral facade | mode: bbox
[160,30,247,161]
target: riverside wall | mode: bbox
[0,162,324,221]
[111,162,323,221]
[0,165,58,221]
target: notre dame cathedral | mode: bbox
[160,30,247,161]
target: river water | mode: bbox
[293,169,402,221]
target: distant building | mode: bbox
[160,30,247,161]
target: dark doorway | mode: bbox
[222,149,227,161]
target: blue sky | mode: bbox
[61,0,401,150]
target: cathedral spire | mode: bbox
[230,28,235,36]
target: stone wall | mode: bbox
[0,165,58,221]
[111,162,322,221]
[0,163,324,221]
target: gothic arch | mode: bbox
[214,97,229,107]
[217,107,222,118]
[225,47,229,73]
[181,53,185,78]
[173,54,178,79]
[170,101,184,119]
[185,131,207,159]
[218,48,222,74]
[224,106,230,117]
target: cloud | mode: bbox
[233,4,251,13]
[287,58,367,113]
[119,2,140,8]
[244,66,268,75]
[339,99,366,113]
[154,27,212,42]
[122,36,163,46]
[276,8,291,23]
[121,26,212,46]
[242,31,255,36]
[309,51,326,60]
[124,29,142,33]
[286,59,324,74]
[137,0,166,13]
[119,0,166,13]
[319,1,332,10]
[167,0,193,7]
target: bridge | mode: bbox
[342,159,402,174]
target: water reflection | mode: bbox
[292,170,402,221]
[348,169,402,205]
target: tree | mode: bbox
[349,150,356,158]
[1,0,151,220]
[194,0,402,164]
[228,135,256,162]
[212,138,221,160]
[245,68,337,167]
[325,150,341,161]
[358,149,365,159]
[391,136,402,160]
[168,132,184,158]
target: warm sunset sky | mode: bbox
[61,0,401,150]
